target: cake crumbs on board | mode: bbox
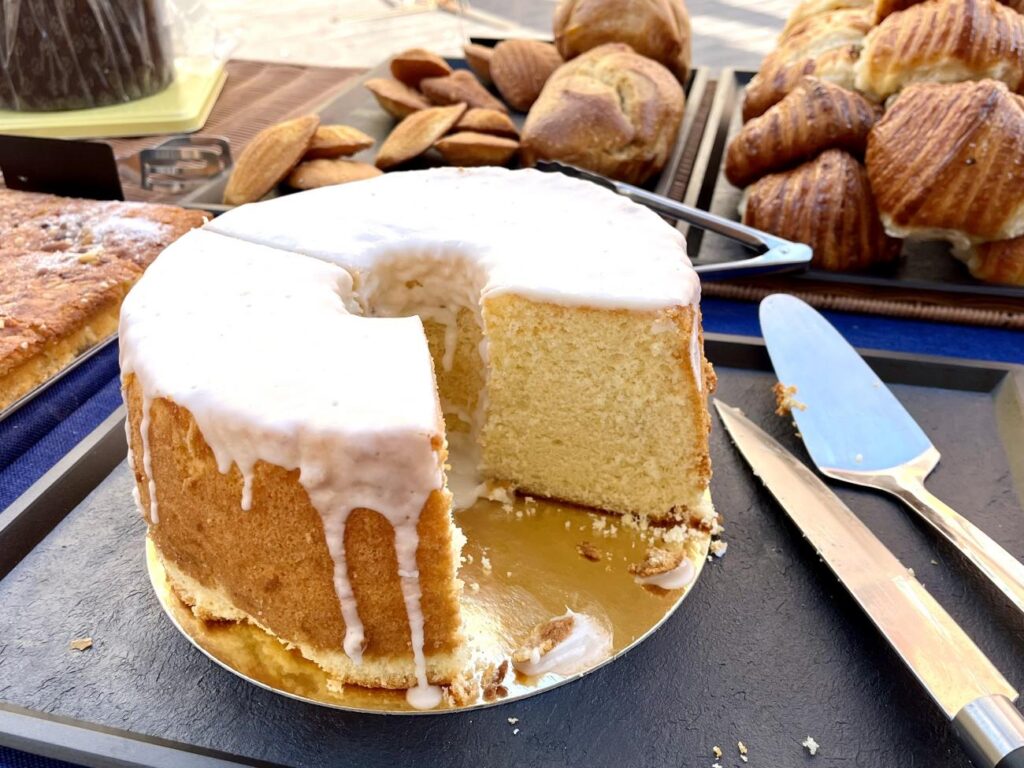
[712,746,723,758]
[69,637,93,651]
[802,736,819,756]
[576,541,603,562]
[773,382,807,416]
[507,717,519,724]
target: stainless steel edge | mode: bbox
[713,399,1018,720]
[654,67,709,199]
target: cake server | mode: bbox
[714,400,1024,768]
[759,294,1024,617]
[535,160,812,279]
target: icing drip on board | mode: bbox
[635,558,695,590]
[512,610,612,677]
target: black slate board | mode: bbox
[685,71,1024,314]
[1,336,1023,768]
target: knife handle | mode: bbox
[954,695,1024,768]
[887,474,1024,617]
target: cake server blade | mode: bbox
[534,160,812,280]
[714,400,1024,768]
[759,294,1024,617]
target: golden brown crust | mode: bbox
[520,43,684,185]
[390,48,452,88]
[553,0,692,82]
[965,237,1024,285]
[866,79,1024,246]
[743,8,870,121]
[125,377,463,669]
[490,40,562,112]
[782,0,872,35]
[223,115,320,205]
[726,77,882,188]
[419,70,508,113]
[303,125,375,160]
[874,0,1024,23]
[375,104,467,170]
[856,0,1024,101]
[453,108,519,138]
[433,131,519,167]
[364,78,430,120]
[743,149,902,271]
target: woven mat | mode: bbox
[110,59,363,202]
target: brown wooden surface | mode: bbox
[111,60,364,202]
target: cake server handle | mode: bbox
[535,161,813,279]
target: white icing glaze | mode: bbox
[635,557,695,590]
[207,167,700,312]
[689,310,703,394]
[120,229,444,706]
[512,610,611,677]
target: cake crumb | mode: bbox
[69,637,93,651]
[710,540,729,558]
[512,614,575,665]
[576,541,603,562]
[481,554,492,573]
[482,660,509,702]
[773,382,807,416]
[712,746,722,758]
[738,741,748,755]
[468,581,480,593]
[513,728,519,735]
[506,571,512,578]
[508,717,519,724]
[931,559,938,565]
[854,453,864,464]
[908,567,915,577]
[741,756,748,763]
[629,546,684,578]
[802,736,819,756]
[564,520,571,529]
[712,763,723,768]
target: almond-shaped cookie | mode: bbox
[390,48,452,88]
[287,158,383,189]
[420,70,508,113]
[434,131,519,166]
[365,78,430,119]
[223,114,320,205]
[490,40,562,112]
[304,125,375,159]
[375,103,468,169]
[454,108,519,138]
[463,43,495,84]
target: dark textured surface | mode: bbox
[1,365,1023,768]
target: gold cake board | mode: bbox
[146,492,712,714]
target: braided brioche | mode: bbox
[866,79,1024,247]
[855,0,1024,101]
[726,77,881,188]
[743,149,901,271]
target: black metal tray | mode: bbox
[686,70,1024,312]
[1,335,1022,768]
[179,56,710,215]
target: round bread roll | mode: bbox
[553,0,692,82]
[520,43,684,185]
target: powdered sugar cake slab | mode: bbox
[125,167,718,712]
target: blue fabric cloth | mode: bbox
[0,299,1020,768]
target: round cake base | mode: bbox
[146,491,713,715]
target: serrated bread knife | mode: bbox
[759,294,1024,617]
[714,400,1024,768]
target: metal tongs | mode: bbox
[537,161,812,279]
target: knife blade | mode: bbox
[759,293,1024,617]
[534,160,812,280]
[714,400,1024,768]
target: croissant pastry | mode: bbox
[855,0,1024,101]
[866,79,1024,248]
[742,149,901,271]
[962,238,1024,285]
[782,0,872,36]
[873,0,1024,22]
[726,77,881,188]
[743,9,870,120]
